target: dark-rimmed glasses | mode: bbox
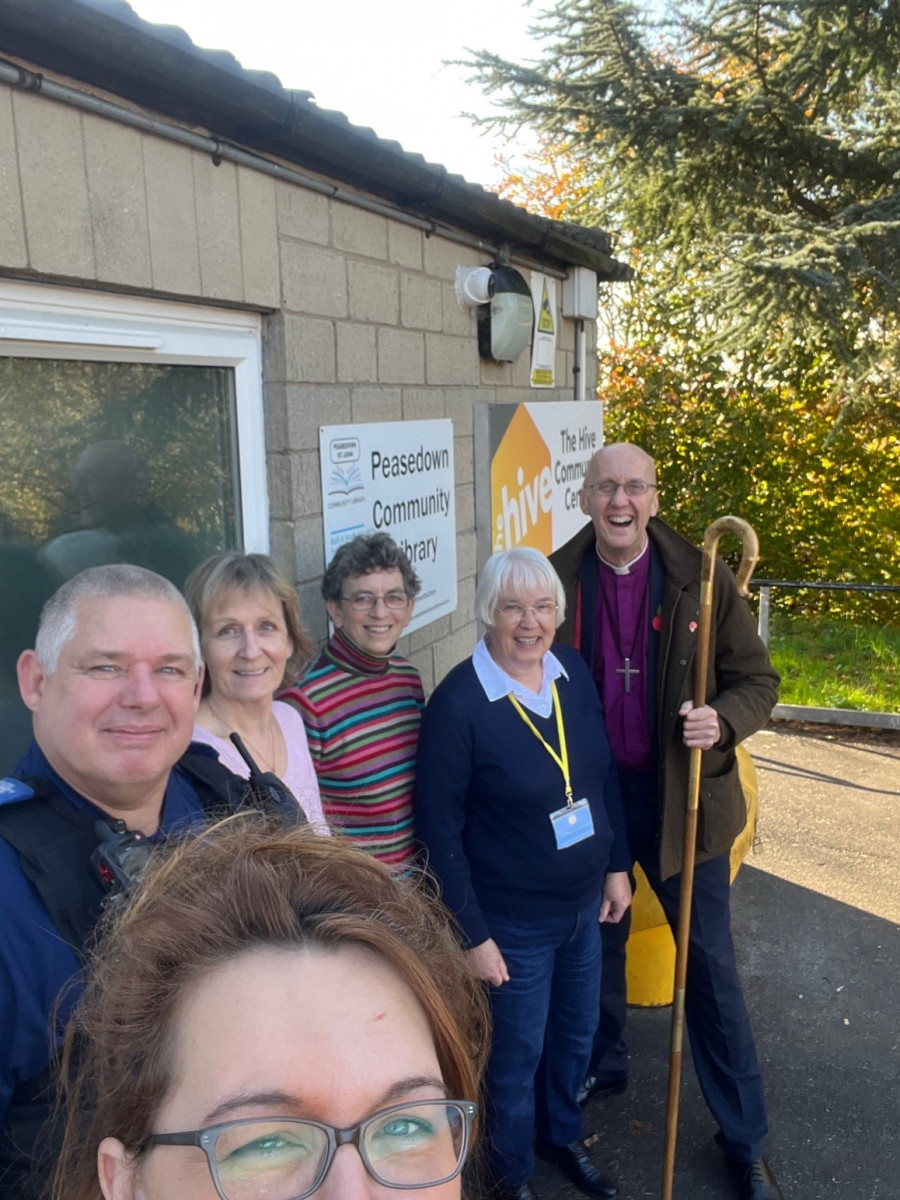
[583,479,657,497]
[146,1098,477,1200]
[340,590,411,612]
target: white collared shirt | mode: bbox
[472,636,568,718]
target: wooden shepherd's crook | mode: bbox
[660,516,760,1200]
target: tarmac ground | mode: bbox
[525,722,900,1200]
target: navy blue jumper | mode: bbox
[415,645,629,948]
[416,645,629,1188]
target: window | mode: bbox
[0,281,267,772]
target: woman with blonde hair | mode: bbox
[53,816,488,1200]
[185,551,326,829]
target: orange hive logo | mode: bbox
[491,406,553,554]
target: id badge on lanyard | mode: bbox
[549,797,595,849]
[509,682,596,852]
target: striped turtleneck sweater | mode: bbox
[279,628,424,874]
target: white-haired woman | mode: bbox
[416,547,631,1200]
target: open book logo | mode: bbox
[328,464,364,496]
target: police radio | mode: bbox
[88,737,306,900]
[228,733,308,828]
[90,820,153,899]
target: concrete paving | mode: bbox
[527,723,900,1200]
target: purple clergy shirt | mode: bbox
[594,544,654,769]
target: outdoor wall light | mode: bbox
[454,263,534,363]
[455,265,496,306]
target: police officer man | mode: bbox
[0,564,258,1198]
[551,444,783,1200]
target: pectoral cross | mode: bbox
[616,657,640,693]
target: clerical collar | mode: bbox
[595,539,649,576]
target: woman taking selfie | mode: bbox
[185,552,327,829]
[53,817,487,1200]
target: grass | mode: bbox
[767,615,900,712]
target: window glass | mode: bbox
[0,357,240,772]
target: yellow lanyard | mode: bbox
[508,681,574,807]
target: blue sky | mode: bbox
[128,0,550,186]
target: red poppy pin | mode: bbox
[689,621,698,633]
[652,608,663,633]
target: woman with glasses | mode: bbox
[52,815,488,1200]
[280,533,423,875]
[184,552,327,830]
[416,547,632,1200]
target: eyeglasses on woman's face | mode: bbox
[494,600,559,625]
[340,590,411,612]
[327,569,415,660]
[146,1098,477,1200]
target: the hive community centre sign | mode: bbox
[319,419,457,634]
[474,401,604,563]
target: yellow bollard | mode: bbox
[624,746,759,1007]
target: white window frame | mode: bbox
[0,281,268,550]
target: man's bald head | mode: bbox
[580,443,660,567]
[586,443,657,486]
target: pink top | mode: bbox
[192,701,329,834]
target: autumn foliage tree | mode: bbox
[480,1,899,619]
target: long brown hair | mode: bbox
[53,817,488,1200]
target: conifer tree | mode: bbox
[471,0,900,425]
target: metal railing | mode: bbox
[751,580,900,645]
[749,579,900,729]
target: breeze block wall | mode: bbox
[0,63,598,690]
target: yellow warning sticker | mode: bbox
[530,272,557,388]
[538,280,555,333]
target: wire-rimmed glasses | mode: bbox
[582,479,658,497]
[494,601,559,625]
[146,1098,477,1200]
[340,590,411,612]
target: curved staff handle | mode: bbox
[704,516,759,600]
[691,517,759,705]
[661,516,760,1200]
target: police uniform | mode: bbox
[0,741,249,1199]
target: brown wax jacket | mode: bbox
[550,516,779,880]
